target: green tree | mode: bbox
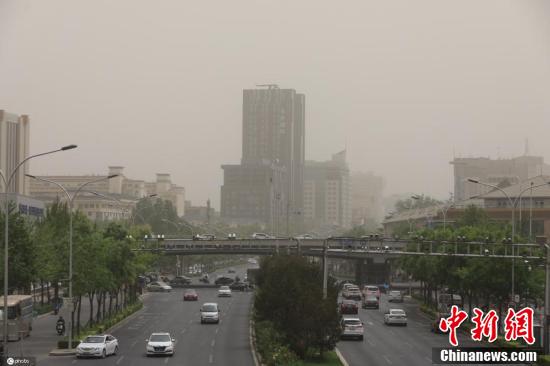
[394,194,442,213]
[254,255,340,359]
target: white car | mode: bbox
[340,317,364,340]
[251,233,273,239]
[388,290,404,302]
[146,332,175,356]
[76,335,118,358]
[200,302,220,324]
[218,285,232,297]
[147,281,172,292]
[384,309,408,326]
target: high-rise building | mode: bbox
[351,172,385,227]
[303,151,351,230]
[451,155,550,201]
[221,85,305,233]
[0,110,30,195]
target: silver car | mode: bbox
[146,332,175,356]
[388,290,403,302]
[340,317,364,340]
[384,309,407,326]
[200,302,220,324]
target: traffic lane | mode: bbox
[190,261,257,285]
[338,294,519,366]
[38,287,253,366]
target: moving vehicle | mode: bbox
[218,286,232,297]
[227,233,237,240]
[388,290,404,302]
[200,303,220,324]
[362,285,380,299]
[340,317,364,340]
[230,281,248,291]
[294,234,314,240]
[183,289,198,301]
[0,295,33,340]
[193,234,216,240]
[343,286,361,301]
[146,332,175,356]
[384,309,407,326]
[251,233,273,239]
[169,276,192,287]
[340,300,359,315]
[76,335,118,358]
[362,295,379,309]
[147,282,172,292]
[215,276,234,286]
[228,268,236,273]
[199,274,210,283]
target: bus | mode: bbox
[0,295,33,341]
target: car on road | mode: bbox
[218,285,232,297]
[227,233,237,240]
[200,303,220,324]
[340,300,359,314]
[343,286,361,301]
[228,268,236,273]
[388,290,404,302]
[193,234,216,240]
[384,309,407,326]
[76,335,118,358]
[229,281,248,291]
[183,289,198,301]
[362,285,380,299]
[251,233,273,239]
[215,276,234,286]
[146,332,175,356]
[294,234,314,240]
[362,295,379,309]
[169,276,192,287]
[147,281,172,292]
[340,317,364,340]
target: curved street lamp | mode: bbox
[25,173,118,351]
[0,144,76,354]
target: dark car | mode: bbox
[340,300,359,314]
[169,276,192,287]
[214,276,234,286]
[229,281,248,291]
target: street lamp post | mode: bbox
[467,179,550,304]
[131,194,158,225]
[0,144,76,355]
[25,173,118,351]
[407,195,420,236]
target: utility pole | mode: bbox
[545,242,550,354]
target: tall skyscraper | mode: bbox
[0,110,30,195]
[221,85,305,233]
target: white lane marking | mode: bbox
[116,356,125,365]
[164,357,169,364]
[181,328,186,334]
[215,328,219,334]
[404,341,413,348]
[211,339,216,347]
[72,360,77,364]
[131,340,138,348]
[209,354,214,363]
[368,321,374,325]
[383,355,392,364]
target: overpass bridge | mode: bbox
[134,237,543,260]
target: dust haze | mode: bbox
[1,0,549,208]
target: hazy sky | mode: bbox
[1,0,549,208]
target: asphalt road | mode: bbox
[337,293,528,366]
[39,263,255,366]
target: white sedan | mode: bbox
[146,332,175,356]
[384,309,408,326]
[218,285,232,297]
[76,335,118,358]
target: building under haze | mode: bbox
[351,171,385,227]
[221,85,305,233]
[29,166,185,220]
[0,110,30,195]
[303,151,351,230]
[451,155,550,202]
